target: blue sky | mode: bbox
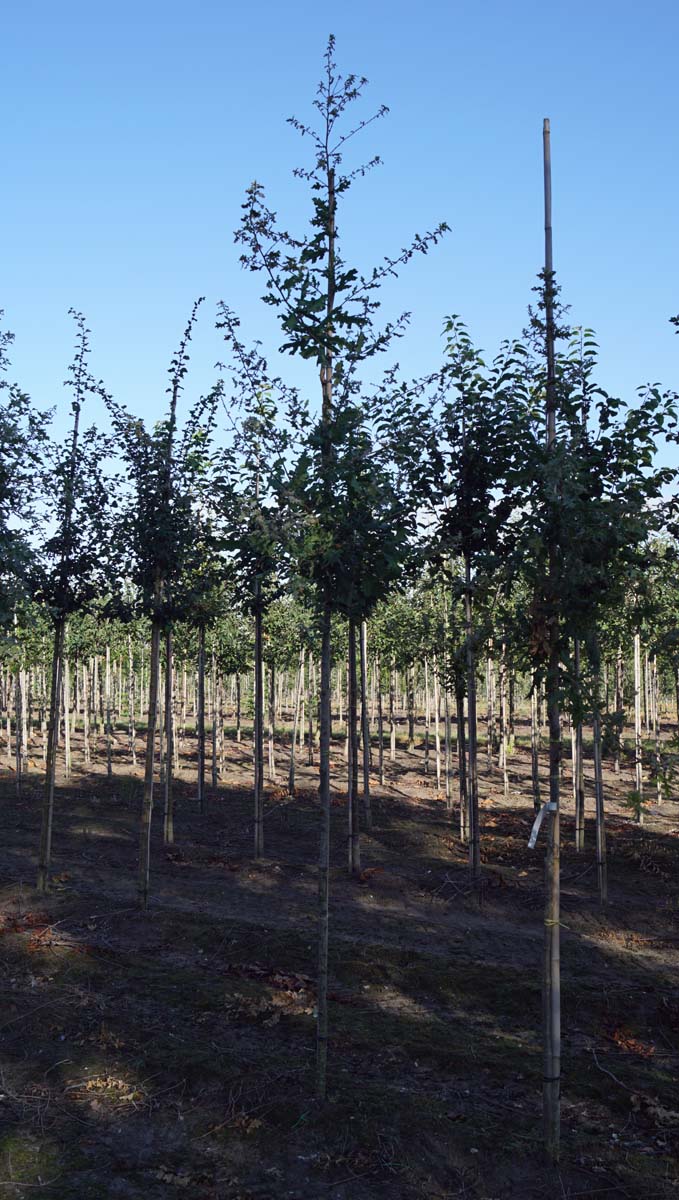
[2,0,677,457]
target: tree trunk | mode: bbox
[634,630,643,823]
[128,636,137,767]
[105,644,113,779]
[487,649,496,769]
[347,619,361,875]
[163,629,175,844]
[359,619,372,831]
[499,644,509,801]
[573,639,585,850]
[211,649,218,789]
[464,559,480,882]
[316,602,332,1099]
[443,684,453,811]
[236,673,242,743]
[376,652,384,786]
[389,662,396,761]
[455,679,468,841]
[531,683,541,812]
[253,599,264,857]
[407,667,415,751]
[653,656,662,804]
[614,645,624,775]
[139,617,161,910]
[289,648,304,795]
[37,621,64,892]
[197,624,206,815]
[268,663,277,782]
[424,657,431,776]
[63,656,71,780]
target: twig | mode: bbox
[591,1048,632,1092]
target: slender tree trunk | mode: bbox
[531,683,541,812]
[268,663,277,782]
[253,599,264,857]
[389,661,396,761]
[347,619,361,875]
[128,636,137,767]
[307,652,315,766]
[464,559,480,882]
[444,684,452,811]
[433,656,442,792]
[614,645,623,775]
[316,602,332,1099]
[63,656,71,780]
[211,649,218,789]
[407,667,415,751]
[236,673,242,743]
[197,625,206,815]
[163,629,175,844]
[499,644,509,800]
[376,652,384,786]
[82,661,91,766]
[105,644,113,779]
[634,630,643,823]
[37,621,65,892]
[653,656,662,804]
[573,639,585,851]
[424,657,431,776]
[456,679,468,841]
[289,648,304,795]
[487,648,496,769]
[359,619,372,830]
[139,616,161,910]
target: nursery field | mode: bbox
[0,719,678,1200]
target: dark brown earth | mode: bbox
[0,714,678,1198]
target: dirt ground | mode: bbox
[0,713,678,1199]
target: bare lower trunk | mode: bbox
[573,639,585,850]
[268,663,277,782]
[197,625,206,816]
[614,645,623,775]
[424,657,430,775]
[37,618,64,892]
[347,619,361,875]
[163,629,175,844]
[253,601,264,858]
[531,684,541,812]
[455,679,468,841]
[542,628,561,1162]
[407,667,415,751]
[633,631,643,823]
[376,652,384,786]
[288,648,304,795]
[316,603,332,1099]
[139,618,161,910]
[464,561,480,883]
[443,685,452,811]
[359,619,372,831]
[211,650,218,789]
[433,656,442,792]
[653,656,662,804]
[105,644,113,779]
[389,663,396,761]
[63,657,71,780]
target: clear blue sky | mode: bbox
[2,0,677,457]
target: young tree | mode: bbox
[35,312,113,892]
[235,35,447,1098]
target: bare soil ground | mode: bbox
[0,715,678,1199]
